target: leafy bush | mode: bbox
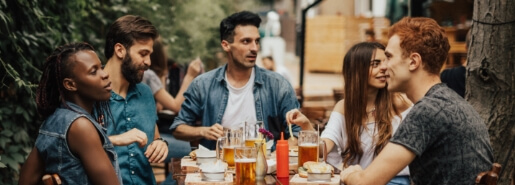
[0,0,72,184]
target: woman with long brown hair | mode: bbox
[287,42,412,185]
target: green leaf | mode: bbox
[0,0,6,8]
[14,130,29,143]
[0,119,14,128]
[15,106,24,114]
[1,155,19,171]
[0,107,13,115]
[22,110,30,122]
[7,145,20,153]
[0,137,10,148]
[1,129,13,137]
[10,153,24,163]
[0,162,6,168]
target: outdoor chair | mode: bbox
[42,174,61,185]
[475,163,501,185]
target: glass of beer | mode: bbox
[220,127,243,168]
[234,146,256,184]
[298,130,319,167]
[244,121,266,153]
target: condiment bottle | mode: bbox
[276,132,289,178]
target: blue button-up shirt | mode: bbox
[108,83,158,185]
[170,64,300,149]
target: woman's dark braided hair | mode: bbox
[36,42,113,127]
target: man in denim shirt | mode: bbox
[103,15,169,185]
[170,11,300,149]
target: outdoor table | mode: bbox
[175,156,341,185]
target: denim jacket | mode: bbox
[170,64,300,149]
[35,102,122,184]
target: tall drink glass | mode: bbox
[244,121,266,152]
[219,127,243,168]
[234,147,256,184]
[298,130,318,167]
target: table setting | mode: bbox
[177,121,341,185]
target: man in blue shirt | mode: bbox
[170,11,300,149]
[103,15,169,185]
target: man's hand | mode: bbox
[286,109,313,130]
[340,165,363,184]
[199,123,224,140]
[145,139,169,163]
[109,128,148,147]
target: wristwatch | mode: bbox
[154,137,169,146]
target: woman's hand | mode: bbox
[286,109,314,130]
[186,58,203,78]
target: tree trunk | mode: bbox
[467,0,515,184]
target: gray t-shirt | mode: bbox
[391,83,493,185]
[142,69,163,95]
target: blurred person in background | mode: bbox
[261,55,292,85]
[440,30,471,98]
[142,38,202,113]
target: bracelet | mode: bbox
[154,137,168,146]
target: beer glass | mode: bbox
[218,127,243,168]
[244,120,266,153]
[234,147,256,184]
[298,130,319,167]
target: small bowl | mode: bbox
[200,171,225,181]
[196,156,216,165]
[307,172,332,182]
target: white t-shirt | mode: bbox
[221,69,257,129]
[321,107,412,176]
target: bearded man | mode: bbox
[103,15,168,185]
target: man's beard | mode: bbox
[121,53,147,84]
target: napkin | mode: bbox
[199,159,227,172]
[196,144,216,158]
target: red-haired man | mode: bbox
[340,17,493,185]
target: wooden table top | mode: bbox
[175,156,342,185]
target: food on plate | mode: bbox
[297,161,334,178]
[189,149,197,160]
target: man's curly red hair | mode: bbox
[388,17,450,74]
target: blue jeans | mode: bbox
[160,133,191,185]
[161,174,177,185]
[160,132,192,161]
[387,175,411,185]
